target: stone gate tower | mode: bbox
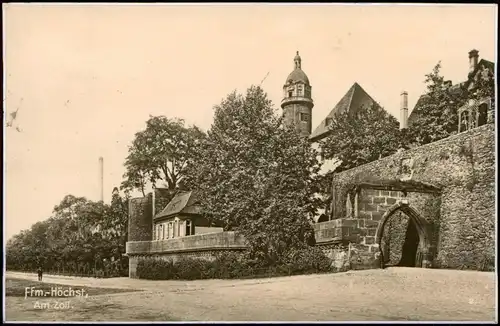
[281,51,314,137]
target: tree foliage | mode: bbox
[320,103,401,173]
[183,86,321,265]
[121,116,206,195]
[406,62,469,146]
[6,191,130,277]
[407,61,495,146]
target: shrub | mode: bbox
[136,257,176,280]
[174,257,214,280]
[285,247,332,274]
[136,248,333,280]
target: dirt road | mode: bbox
[5,267,496,322]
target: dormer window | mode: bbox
[325,118,333,127]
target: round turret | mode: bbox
[281,51,314,137]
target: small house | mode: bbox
[152,191,223,240]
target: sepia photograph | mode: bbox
[2,3,497,322]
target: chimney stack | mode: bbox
[400,91,408,130]
[98,157,104,202]
[468,49,479,75]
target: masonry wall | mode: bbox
[331,124,495,270]
[356,189,441,266]
[126,231,247,278]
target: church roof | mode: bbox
[309,82,381,142]
[286,68,310,85]
[154,190,201,220]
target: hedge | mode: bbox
[136,247,333,280]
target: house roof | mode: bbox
[408,58,495,126]
[154,190,201,220]
[309,82,383,142]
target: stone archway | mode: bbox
[375,201,433,269]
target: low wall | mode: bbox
[126,231,247,278]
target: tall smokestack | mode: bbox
[400,91,408,130]
[98,157,104,202]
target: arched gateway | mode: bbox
[375,201,434,269]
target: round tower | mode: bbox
[281,51,314,137]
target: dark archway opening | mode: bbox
[376,202,433,269]
[398,219,420,267]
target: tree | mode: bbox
[184,86,320,265]
[320,103,401,173]
[407,62,469,146]
[121,116,206,194]
[6,191,130,277]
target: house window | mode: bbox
[300,113,309,122]
[478,103,488,127]
[162,224,166,239]
[186,220,191,236]
[167,223,172,238]
[177,221,181,237]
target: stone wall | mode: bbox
[331,124,495,270]
[357,188,441,266]
[126,231,247,278]
[313,218,381,270]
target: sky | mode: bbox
[3,3,497,240]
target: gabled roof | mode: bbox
[408,57,494,126]
[154,191,201,220]
[408,82,466,126]
[309,82,382,142]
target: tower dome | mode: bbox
[285,51,310,85]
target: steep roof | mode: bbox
[408,58,494,126]
[154,191,200,220]
[309,82,382,142]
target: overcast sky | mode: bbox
[3,4,497,240]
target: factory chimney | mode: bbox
[98,157,104,202]
[400,91,409,130]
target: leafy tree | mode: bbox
[408,61,495,146]
[320,103,401,173]
[407,62,469,146]
[6,190,130,277]
[121,116,206,195]
[469,65,496,115]
[184,86,320,266]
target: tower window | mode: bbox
[288,91,293,97]
[300,113,309,122]
[297,85,303,96]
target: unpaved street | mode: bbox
[5,268,496,322]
